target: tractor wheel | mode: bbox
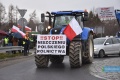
[35,55,49,68]
[69,41,82,68]
[50,55,64,64]
[83,34,94,63]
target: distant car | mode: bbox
[94,37,120,58]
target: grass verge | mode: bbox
[0,52,32,60]
[0,53,23,59]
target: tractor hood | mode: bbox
[50,26,66,34]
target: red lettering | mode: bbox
[56,36,59,40]
[52,36,55,40]
[40,35,63,40]
[48,36,51,40]
[60,36,63,40]
[101,8,109,10]
[44,36,47,40]
[40,36,43,40]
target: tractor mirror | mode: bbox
[83,12,88,21]
[41,13,45,22]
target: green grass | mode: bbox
[0,53,23,59]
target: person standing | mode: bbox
[8,33,13,46]
[18,38,23,53]
[12,37,18,54]
[23,32,30,56]
[4,36,9,46]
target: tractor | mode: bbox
[115,9,120,37]
[35,10,94,68]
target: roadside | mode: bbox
[0,49,35,69]
[0,49,35,62]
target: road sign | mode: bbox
[17,18,28,31]
[96,7,116,19]
[18,9,27,17]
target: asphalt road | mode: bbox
[0,56,102,80]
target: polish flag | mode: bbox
[25,26,31,31]
[63,18,83,41]
[11,25,20,32]
[17,24,22,29]
[18,30,26,38]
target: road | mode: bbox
[0,54,120,80]
[0,55,101,80]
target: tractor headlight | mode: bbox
[48,26,51,29]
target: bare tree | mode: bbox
[8,4,16,28]
[0,2,6,28]
[29,10,36,20]
[30,10,40,24]
[28,19,36,31]
[15,6,19,25]
[28,10,40,31]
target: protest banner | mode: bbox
[36,35,66,55]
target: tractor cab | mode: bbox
[41,10,88,31]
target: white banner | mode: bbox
[96,7,116,19]
[36,35,66,55]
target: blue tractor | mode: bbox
[35,10,94,68]
[115,9,120,26]
[115,9,120,37]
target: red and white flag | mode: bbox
[17,24,22,29]
[18,30,26,38]
[25,26,31,31]
[63,18,82,41]
[11,25,20,32]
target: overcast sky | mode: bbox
[1,0,120,20]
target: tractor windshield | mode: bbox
[54,15,83,28]
[54,16,73,28]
